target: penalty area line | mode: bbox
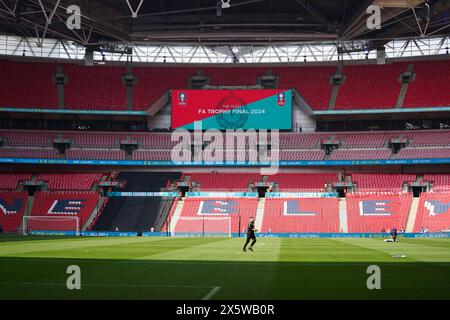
[2,282,222,300]
[202,286,221,300]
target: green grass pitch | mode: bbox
[0,235,449,300]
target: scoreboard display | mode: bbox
[171,89,292,130]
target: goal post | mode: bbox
[172,216,232,237]
[23,216,80,236]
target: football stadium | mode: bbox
[0,0,450,303]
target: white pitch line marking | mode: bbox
[202,286,221,300]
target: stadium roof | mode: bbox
[0,0,449,50]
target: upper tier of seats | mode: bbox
[0,60,58,108]
[334,63,407,110]
[1,58,449,111]
[403,60,450,108]
[63,64,127,110]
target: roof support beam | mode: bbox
[295,0,328,24]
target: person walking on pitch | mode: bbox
[243,216,257,252]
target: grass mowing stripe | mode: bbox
[1,236,449,299]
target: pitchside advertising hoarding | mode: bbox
[171,89,292,130]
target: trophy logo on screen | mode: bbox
[178,92,187,106]
[277,92,285,106]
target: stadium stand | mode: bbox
[63,132,120,148]
[1,60,450,111]
[0,129,449,163]
[279,132,330,149]
[275,66,336,110]
[333,132,398,148]
[28,191,99,231]
[0,130,55,147]
[330,149,392,160]
[414,192,450,232]
[132,150,172,161]
[403,130,450,147]
[0,147,60,159]
[133,67,195,110]
[0,173,31,190]
[403,60,450,108]
[346,192,412,232]
[37,173,103,191]
[0,60,58,109]
[423,174,450,191]
[66,149,126,160]
[174,197,258,234]
[262,197,339,232]
[351,173,416,192]
[63,64,127,110]
[185,172,261,191]
[92,172,181,231]
[280,149,324,160]
[397,148,450,159]
[0,191,27,232]
[132,133,179,149]
[92,196,176,232]
[267,172,339,191]
[334,63,406,110]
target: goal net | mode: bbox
[23,216,80,235]
[172,216,231,237]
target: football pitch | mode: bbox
[0,235,449,300]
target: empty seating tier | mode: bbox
[351,173,416,192]
[174,197,258,234]
[262,197,339,233]
[0,173,31,190]
[0,191,27,232]
[185,172,261,191]
[330,149,392,160]
[403,60,450,108]
[28,191,99,231]
[267,172,339,191]
[37,173,103,191]
[1,59,450,111]
[346,193,412,232]
[414,192,450,232]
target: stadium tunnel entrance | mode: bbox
[256,186,270,198]
[409,185,428,197]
